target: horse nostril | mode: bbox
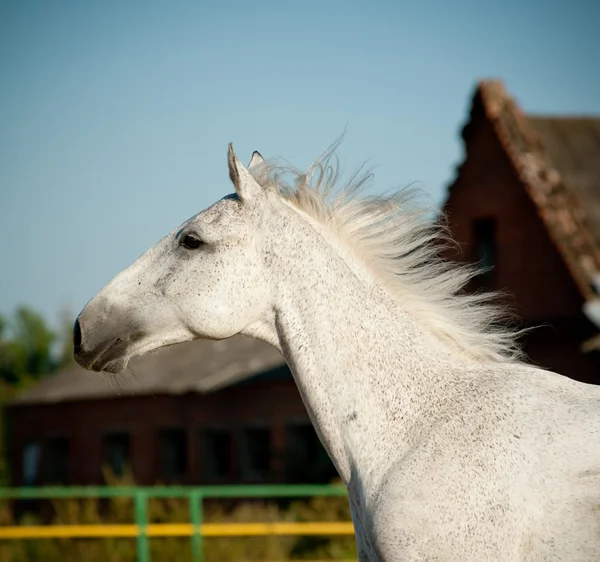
[73,318,83,355]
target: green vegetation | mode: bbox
[0,306,74,487]
[0,306,73,387]
[0,469,357,561]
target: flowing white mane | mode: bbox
[253,141,525,364]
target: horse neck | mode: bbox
[246,205,455,494]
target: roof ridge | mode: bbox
[527,114,600,121]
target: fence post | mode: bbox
[189,490,203,562]
[134,490,150,562]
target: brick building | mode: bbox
[7,336,337,486]
[442,79,600,384]
[9,78,600,487]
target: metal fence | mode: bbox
[0,484,353,562]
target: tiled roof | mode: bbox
[526,117,600,249]
[10,335,286,405]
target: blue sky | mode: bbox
[1,0,599,330]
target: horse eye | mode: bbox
[180,233,203,250]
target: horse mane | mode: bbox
[252,139,526,364]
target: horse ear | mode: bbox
[248,151,265,169]
[248,150,270,185]
[228,143,263,201]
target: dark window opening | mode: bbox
[159,429,187,483]
[104,432,131,477]
[285,424,338,483]
[241,427,270,481]
[44,437,69,484]
[201,429,232,480]
[472,217,497,275]
[22,440,41,486]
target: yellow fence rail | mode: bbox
[0,485,353,562]
[0,521,355,539]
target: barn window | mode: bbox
[285,424,338,483]
[472,217,497,273]
[22,440,41,486]
[44,437,69,484]
[159,429,188,483]
[241,427,271,481]
[104,432,131,477]
[200,429,232,480]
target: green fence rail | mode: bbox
[0,485,352,562]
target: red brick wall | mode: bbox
[443,111,584,323]
[524,318,600,385]
[441,110,600,384]
[8,374,318,486]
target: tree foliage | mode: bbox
[0,305,73,386]
[0,306,75,486]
